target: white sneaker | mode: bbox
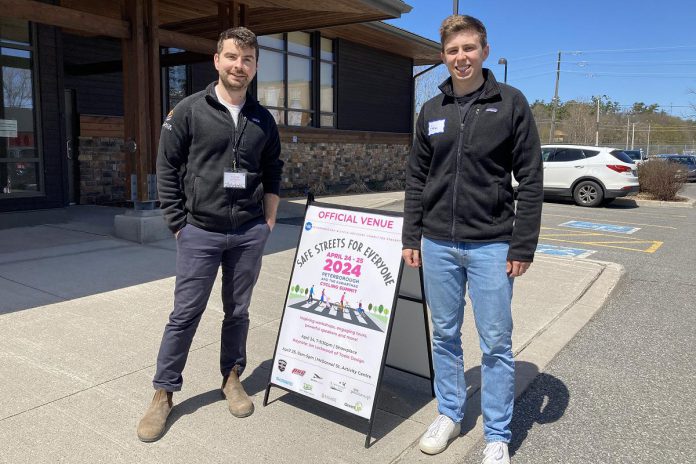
[482,441,510,464]
[419,414,461,455]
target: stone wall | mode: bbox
[281,141,409,195]
[75,117,411,203]
[78,116,126,205]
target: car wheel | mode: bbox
[573,180,603,207]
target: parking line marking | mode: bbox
[543,213,677,230]
[539,227,664,253]
[541,204,688,219]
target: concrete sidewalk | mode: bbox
[0,192,623,464]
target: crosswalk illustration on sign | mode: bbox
[289,299,384,332]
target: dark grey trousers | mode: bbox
[153,218,270,392]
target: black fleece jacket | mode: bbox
[403,70,543,262]
[157,82,283,234]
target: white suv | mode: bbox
[514,145,639,207]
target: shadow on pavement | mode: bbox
[0,206,304,315]
[509,371,570,456]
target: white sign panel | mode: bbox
[0,119,18,138]
[271,204,403,419]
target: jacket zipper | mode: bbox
[453,103,464,240]
[467,107,481,144]
[225,110,238,229]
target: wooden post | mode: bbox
[231,2,239,28]
[146,0,161,188]
[239,3,248,27]
[122,0,160,203]
[219,2,230,31]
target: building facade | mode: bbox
[1,1,439,212]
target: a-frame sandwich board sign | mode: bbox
[263,194,434,448]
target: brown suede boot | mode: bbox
[221,367,254,418]
[136,388,173,442]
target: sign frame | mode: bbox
[263,194,433,448]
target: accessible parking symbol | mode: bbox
[559,220,640,234]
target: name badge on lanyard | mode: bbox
[224,168,247,189]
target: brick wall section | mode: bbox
[76,117,412,203]
[78,116,126,205]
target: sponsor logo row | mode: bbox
[275,359,372,405]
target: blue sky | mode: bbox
[387,0,696,119]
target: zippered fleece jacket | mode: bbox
[157,82,283,234]
[403,70,543,262]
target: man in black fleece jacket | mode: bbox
[137,27,283,442]
[402,16,542,464]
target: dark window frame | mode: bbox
[257,32,336,128]
[0,20,44,199]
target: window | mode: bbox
[550,149,584,162]
[257,32,335,128]
[319,38,335,128]
[541,147,555,162]
[1,18,41,198]
[161,48,191,117]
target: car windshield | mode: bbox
[610,150,635,164]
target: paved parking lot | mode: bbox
[462,196,696,463]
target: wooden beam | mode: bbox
[159,29,216,55]
[0,0,130,39]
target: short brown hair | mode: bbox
[440,15,487,50]
[217,27,259,59]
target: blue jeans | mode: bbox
[421,237,514,443]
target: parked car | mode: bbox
[513,144,640,207]
[622,149,646,165]
[652,154,696,182]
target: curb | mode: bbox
[614,197,696,208]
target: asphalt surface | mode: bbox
[460,195,696,463]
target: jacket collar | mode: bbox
[204,81,258,112]
[438,68,502,101]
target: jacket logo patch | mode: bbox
[251,117,260,123]
[428,119,445,135]
[485,108,498,113]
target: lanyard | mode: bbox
[230,114,248,170]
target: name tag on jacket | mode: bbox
[428,119,445,135]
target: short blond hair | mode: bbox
[440,15,487,50]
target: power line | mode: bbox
[562,44,696,55]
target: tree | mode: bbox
[2,67,33,108]
[630,102,660,115]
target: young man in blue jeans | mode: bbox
[402,15,542,464]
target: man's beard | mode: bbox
[220,73,248,92]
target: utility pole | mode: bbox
[647,123,651,156]
[453,0,458,14]
[548,51,561,143]
[595,97,600,146]
[625,117,630,149]
[631,123,636,150]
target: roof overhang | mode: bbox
[50,0,413,38]
[319,21,441,66]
